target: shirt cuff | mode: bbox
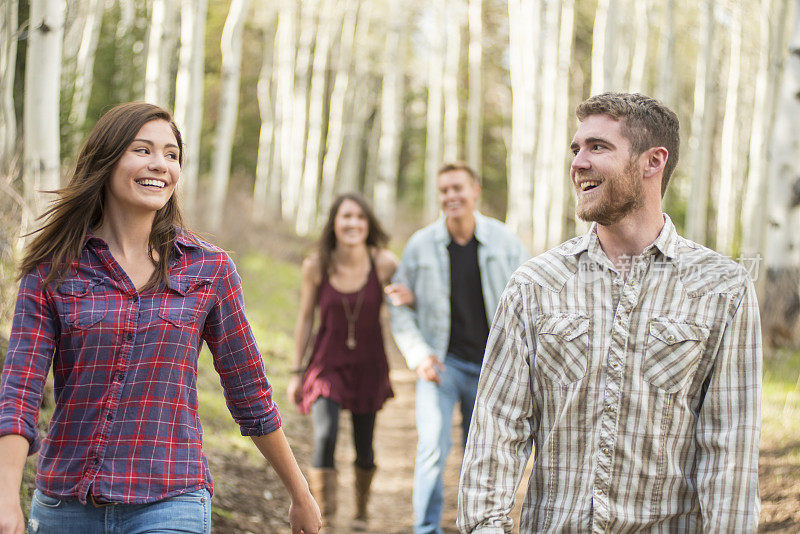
[237,409,282,437]
[0,421,40,455]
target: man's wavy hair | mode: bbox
[576,92,680,197]
[19,102,187,290]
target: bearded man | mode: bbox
[457,92,762,533]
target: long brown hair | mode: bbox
[19,102,187,290]
[318,193,389,277]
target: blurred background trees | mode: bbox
[2,0,800,345]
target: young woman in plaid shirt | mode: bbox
[0,102,321,534]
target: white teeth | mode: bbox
[137,178,166,188]
[580,181,600,191]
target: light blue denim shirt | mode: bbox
[390,212,530,370]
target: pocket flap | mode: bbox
[166,276,212,296]
[57,278,102,297]
[537,314,590,341]
[648,319,709,345]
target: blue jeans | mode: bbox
[413,355,481,534]
[28,488,211,534]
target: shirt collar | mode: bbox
[558,213,678,262]
[434,211,487,244]
[84,227,200,259]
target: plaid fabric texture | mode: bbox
[0,232,281,504]
[458,216,762,533]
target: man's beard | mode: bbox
[575,160,644,226]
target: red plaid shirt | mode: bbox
[0,232,281,504]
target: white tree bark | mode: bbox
[296,0,337,236]
[253,8,277,223]
[373,0,404,227]
[532,0,560,253]
[656,0,676,105]
[0,0,18,174]
[686,0,717,244]
[424,0,446,222]
[765,0,800,268]
[67,0,102,147]
[174,0,208,220]
[715,1,743,255]
[628,0,648,92]
[442,0,462,162]
[272,0,297,221]
[207,0,251,232]
[283,0,317,222]
[24,0,65,216]
[319,0,359,223]
[113,0,136,101]
[743,0,785,258]
[548,0,575,246]
[465,0,482,173]
[590,0,619,94]
[506,0,538,244]
[144,0,168,106]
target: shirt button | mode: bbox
[132,295,139,302]
[106,413,113,421]
[596,488,605,496]
[602,447,611,455]
[126,333,133,341]
[667,335,676,342]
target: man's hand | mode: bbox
[416,355,445,384]
[385,283,415,307]
[286,375,303,406]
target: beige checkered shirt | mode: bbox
[458,216,762,533]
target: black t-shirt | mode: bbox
[447,236,490,365]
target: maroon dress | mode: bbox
[299,261,394,414]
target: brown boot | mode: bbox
[309,468,338,528]
[351,465,376,531]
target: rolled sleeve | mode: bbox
[203,256,282,436]
[0,270,58,454]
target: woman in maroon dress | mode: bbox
[287,193,399,530]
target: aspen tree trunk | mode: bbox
[0,0,18,174]
[207,0,250,232]
[628,0,648,93]
[24,0,64,217]
[424,0,446,222]
[284,0,317,223]
[297,0,337,236]
[548,0,575,246]
[762,0,800,347]
[442,0,462,162]
[532,0,560,253]
[253,9,277,223]
[144,0,167,106]
[686,0,717,244]
[506,0,538,244]
[591,0,618,94]
[465,0,482,173]
[67,0,102,148]
[273,0,297,221]
[656,0,676,105]
[715,1,743,255]
[373,0,404,227]
[319,0,359,223]
[174,0,207,220]
[742,0,782,260]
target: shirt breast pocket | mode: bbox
[535,314,590,385]
[56,277,108,329]
[159,276,214,327]
[643,318,710,394]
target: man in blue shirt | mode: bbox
[387,162,529,534]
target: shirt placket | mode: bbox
[592,260,645,533]
[77,251,140,501]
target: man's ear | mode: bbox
[642,147,668,179]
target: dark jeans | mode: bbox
[310,396,376,469]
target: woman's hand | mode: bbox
[385,283,415,307]
[286,375,303,406]
[289,490,322,534]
